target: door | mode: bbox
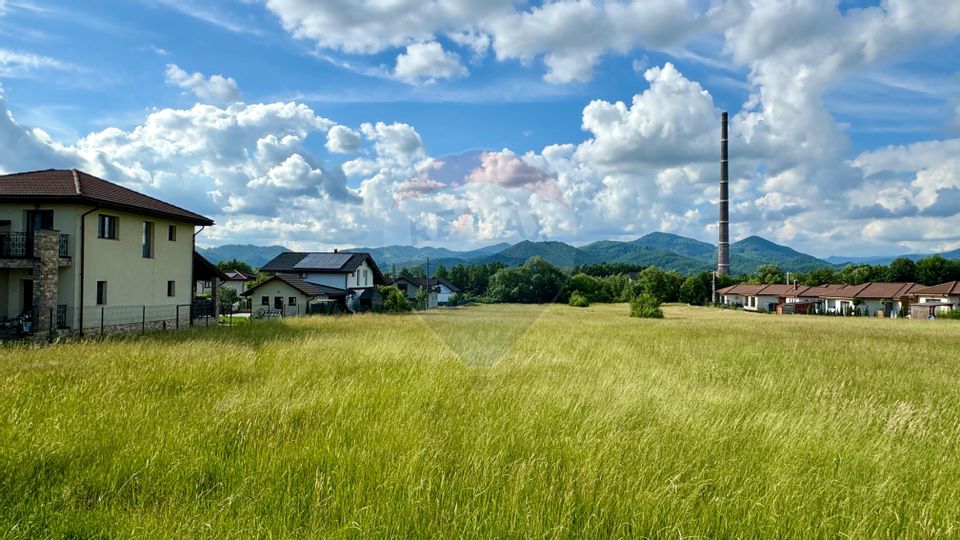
[274,296,284,310]
[21,279,34,314]
[24,210,54,258]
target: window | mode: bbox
[142,221,154,258]
[289,296,297,306]
[168,225,177,241]
[96,281,108,305]
[167,281,176,297]
[363,269,369,286]
[261,296,269,306]
[97,215,118,239]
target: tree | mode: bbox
[568,291,590,307]
[379,286,412,313]
[415,286,429,310]
[218,286,239,310]
[217,258,255,274]
[630,293,663,319]
[679,272,713,305]
[838,264,876,285]
[804,266,838,286]
[565,273,607,302]
[486,257,566,303]
[751,264,786,285]
[916,255,950,286]
[886,257,917,282]
[434,264,449,279]
[637,266,682,303]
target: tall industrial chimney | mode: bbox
[717,112,730,276]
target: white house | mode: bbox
[434,277,460,304]
[259,251,384,311]
[821,282,921,317]
[910,281,959,319]
[241,274,350,316]
[1,169,215,338]
[384,276,441,308]
[222,269,256,295]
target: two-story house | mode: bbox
[0,169,214,337]
[257,251,385,312]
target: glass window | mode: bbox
[289,296,297,306]
[142,221,154,258]
[97,215,118,239]
[96,281,108,305]
[167,281,176,297]
[168,225,177,241]
[261,296,269,306]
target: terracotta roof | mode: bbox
[756,284,801,296]
[0,169,213,225]
[241,274,350,298]
[913,281,960,296]
[794,284,846,297]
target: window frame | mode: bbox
[288,296,297,306]
[168,225,177,242]
[96,281,108,305]
[167,280,176,297]
[97,214,119,240]
[261,296,269,306]
[142,221,155,258]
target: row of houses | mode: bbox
[0,169,458,339]
[717,281,959,318]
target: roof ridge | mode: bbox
[71,169,82,195]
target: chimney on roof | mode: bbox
[333,248,338,253]
[717,112,730,276]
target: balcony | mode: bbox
[0,232,71,265]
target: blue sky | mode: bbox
[1,0,959,257]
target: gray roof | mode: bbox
[241,274,350,298]
[260,251,384,282]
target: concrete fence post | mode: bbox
[100,306,105,338]
[142,305,146,335]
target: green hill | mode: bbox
[481,240,588,267]
[730,236,833,273]
[197,244,290,269]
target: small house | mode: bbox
[910,281,959,319]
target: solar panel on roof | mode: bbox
[293,253,352,270]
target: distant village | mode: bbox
[1,168,958,341]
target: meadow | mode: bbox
[2,304,960,538]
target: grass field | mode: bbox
[2,304,960,538]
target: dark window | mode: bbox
[97,215,118,239]
[167,281,176,297]
[96,281,108,305]
[261,296,269,306]
[289,296,297,306]
[26,210,54,231]
[142,221,154,258]
[168,225,177,241]
[274,297,283,309]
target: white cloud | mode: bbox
[394,41,468,84]
[325,125,361,153]
[164,64,240,104]
[0,48,74,78]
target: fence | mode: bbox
[5,303,219,342]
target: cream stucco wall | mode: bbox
[1,202,200,325]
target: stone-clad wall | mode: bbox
[32,230,60,334]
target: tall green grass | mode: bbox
[2,305,960,538]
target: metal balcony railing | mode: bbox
[0,232,71,259]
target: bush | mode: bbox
[378,286,412,313]
[630,293,663,319]
[938,309,960,320]
[568,291,590,307]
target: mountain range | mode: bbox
[825,248,960,266]
[199,234,960,276]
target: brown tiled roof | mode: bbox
[756,284,800,296]
[241,274,349,298]
[913,281,960,296]
[720,284,767,295]
[0,169,213,225]
[795,284,846,297]
[822,282,921,299]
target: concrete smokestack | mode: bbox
[717,111,730,276]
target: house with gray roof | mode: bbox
[259,250,384,311]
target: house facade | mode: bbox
[385,276,438,308]
[910,281,959,318]
[821,282,921,317]
[242,274,352,316]
[259,251,384,312]
[0,169,214,338]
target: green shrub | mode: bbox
[630,293,663,319]
[378,286,412,313]
[938,309,960,320]
[568,291,590,308]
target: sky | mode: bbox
[0,0,959,257]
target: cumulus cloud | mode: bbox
[164,64,240,103]
[394,41,468,84]
[325,125,361,153]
